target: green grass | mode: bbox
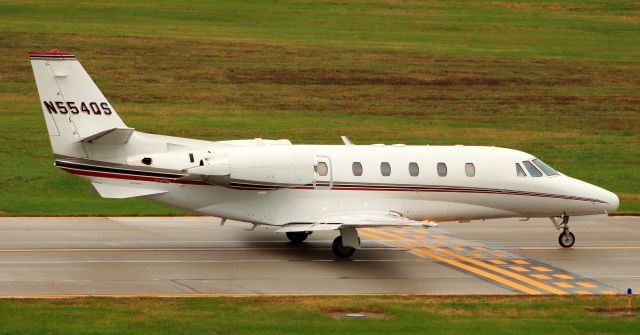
[0,296,639,334]
[0,0,639,215]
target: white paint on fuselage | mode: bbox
[81,140,619,226]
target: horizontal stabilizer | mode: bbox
[80,127,135,145]
[91,182,167,199]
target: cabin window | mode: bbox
[141,157,152,165]
[437,162,447,177]
[465,163,476,177]
[522,161,543,177]
[189,153,194,163]
[408,162,419,177]
[516,163,527,177]
[352,162,363,176]
[532,159,559,176]
[380,162,391,176]
[316,162,328,176]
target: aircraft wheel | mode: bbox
[558,231,575,248]
[286,231,309,243]
[331,236,355,258]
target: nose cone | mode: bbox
[600,188,619,213]
[567,177,619,214]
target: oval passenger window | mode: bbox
[352,162,363,176]
[380,162,391,176]
[408,162,419,177]
[465,163,475,177]
[316,162,328,176]
[437,162,447,177]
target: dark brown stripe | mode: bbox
[55,160,607,203]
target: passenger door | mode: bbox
[314,155,333,190]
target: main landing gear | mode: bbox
[285,227,361,258]
[331,226,360,258]
[552,216,575,248]
[286,231,310,243]
[331,236,355,258]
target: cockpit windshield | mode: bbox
[522,161,543,177]
[532,159,559,176]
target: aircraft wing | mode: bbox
[275,211,437,233]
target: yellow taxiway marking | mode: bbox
[492,252,507,258]
[451,246,466,251]
[512,259,529,265]
[359,231,543,295]
[577,282,597,288]
[554,274,574,280]
[576,291,593,295]
[490,259,506,265]
[531,274,551,280]
[531,266,552,272]
[365,228,568,295]
[510,266,530,272]
[432,235,448,239]
[601,291,617,295]
[519,246,640,250]
[468,252,484,258]
[471,246,487,251]
[412,229,429,235]
[412,235,425,240]
[554,282,574,288]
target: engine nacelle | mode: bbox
[186,146,316,188]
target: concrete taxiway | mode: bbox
[0,216,638,296]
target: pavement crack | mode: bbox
[171,279,202,294]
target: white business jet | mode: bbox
[29,50,619,257]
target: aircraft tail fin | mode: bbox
[29,50,132,158]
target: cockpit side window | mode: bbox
[522,161,543,177]
[516,163,527,177]
[532,159,559,176]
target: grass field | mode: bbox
[0,0,638,215]
[0,295,639,334]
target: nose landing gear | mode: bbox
[559,230,575,248]
[552,216,575,248]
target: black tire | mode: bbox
[331,236,355,258]
[286,231,309,243]
[558,231,575,248]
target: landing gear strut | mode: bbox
[286,231,310,243]
[552,216,575,248]
[331,227,360,258]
